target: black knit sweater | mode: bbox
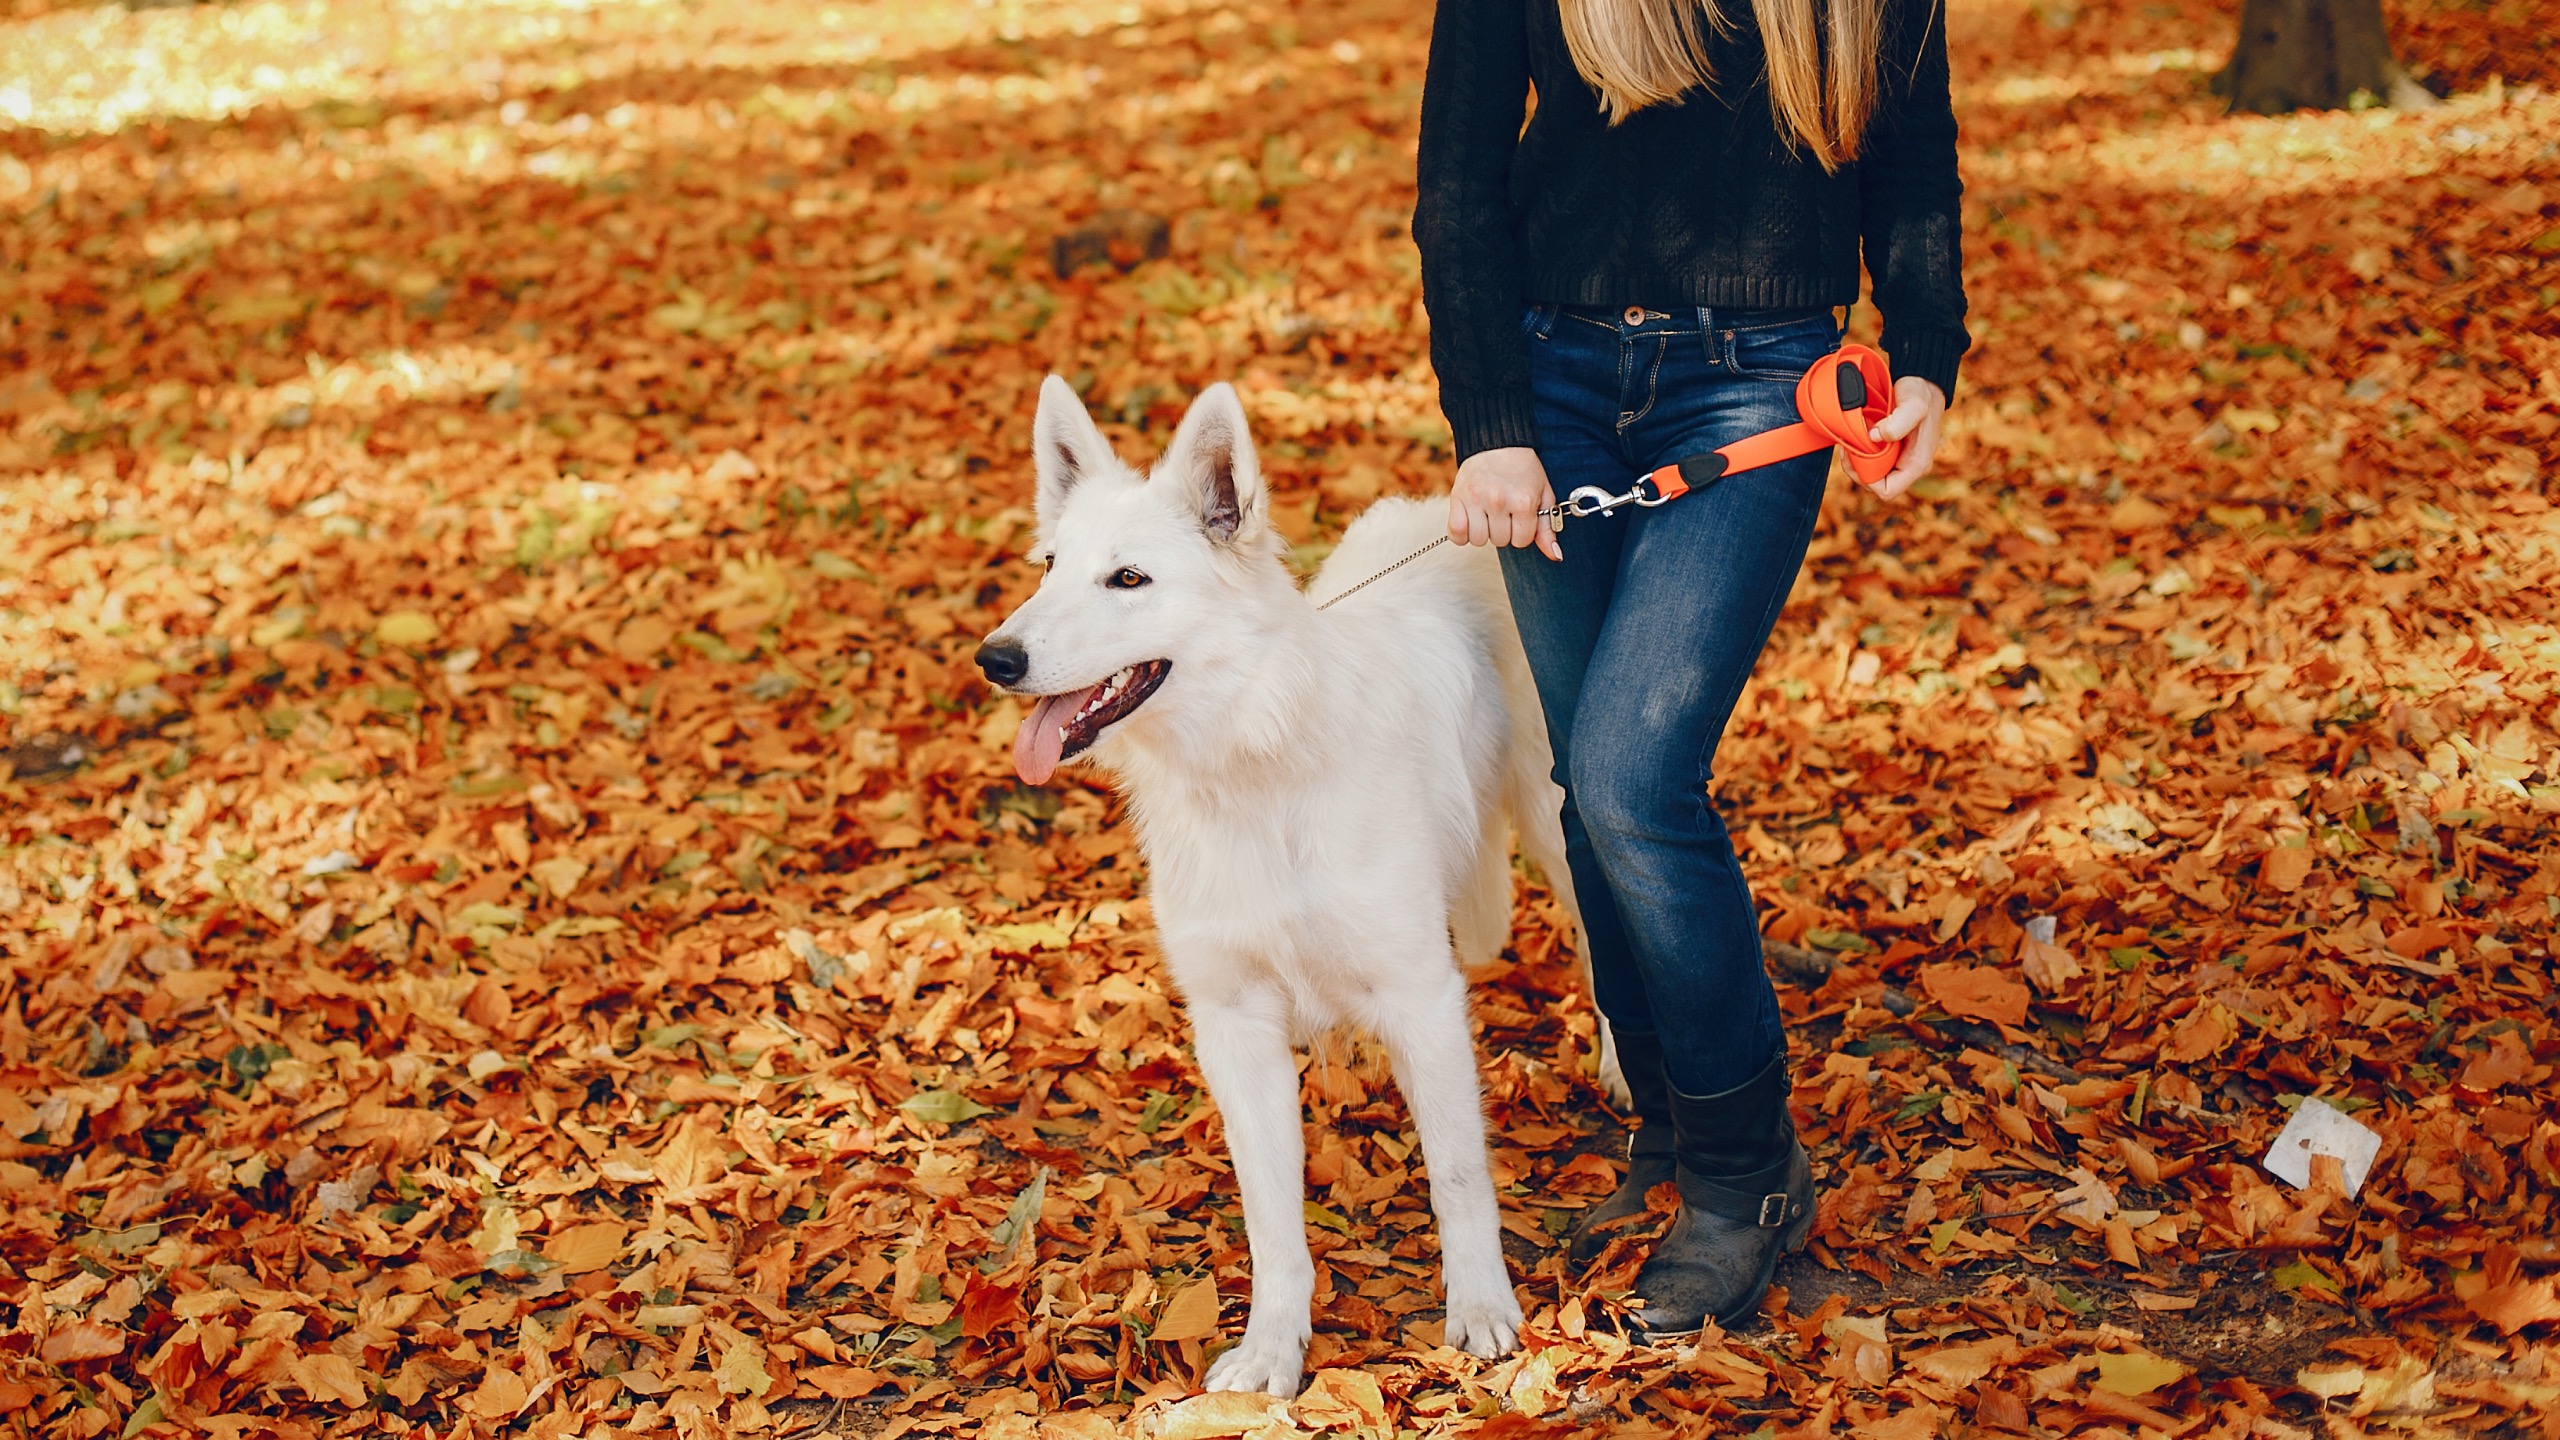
[1414,0,1970,460]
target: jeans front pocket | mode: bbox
[1722,313,1841,380]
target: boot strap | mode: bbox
[1679,1174,1805,1228]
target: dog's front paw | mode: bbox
[1203,1325,1308,1397]
[1442,1284,1524,1359]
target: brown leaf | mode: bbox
[2017,934,2083,995]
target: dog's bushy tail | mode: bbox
[1441,543,1585,970]
[1491,611,1582,964]
[1477,566,1624,1102]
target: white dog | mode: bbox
[975,377,1586,1395]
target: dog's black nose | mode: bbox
[975,639,1029,688]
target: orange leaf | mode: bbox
[2458,1032,2539,1091]
[2158,1003,2235,1065]
[800,1366,887,1400]
[1917,963,2029,1027]
[38,1321,123,1365]
[2259,844,2315,893]
[960,1276,1025,1341]
[2466,1277,2560,1335]
[539,1220,626,1275]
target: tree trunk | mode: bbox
[2211,0,2437,114]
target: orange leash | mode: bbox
[1543,344,1903,529]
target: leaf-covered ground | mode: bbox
[2,0,2556,1435]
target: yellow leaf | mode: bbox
[1295,1366,1389,1429]
[1934,893,1977,944]
[2094,1349,2191,1397]
[1146,1392,1288,1440]
[1148,1278,1220,1344]
[249,610,307,647]
[983,921,1073,954]
[978,697,1024,750]
[529,856,587,900]
[1507,1344,1565,1417]
[715,1337,774,1398]
[374,610,439,647]
[2107,496,2173,531]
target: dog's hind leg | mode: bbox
[1189,991,1316,1397]
[1370,962,1522,1359]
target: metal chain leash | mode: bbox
[1313,535,1450,611]
[1311,489,1609,612]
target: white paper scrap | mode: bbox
[2263,1099,2381,1196]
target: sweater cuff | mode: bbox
[1884,330,1968,404]
[1442,386,1541,462]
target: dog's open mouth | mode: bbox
[1012,660,1170,784]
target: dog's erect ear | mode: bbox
[1157,383,1262,545]
[1032,374,1115,530]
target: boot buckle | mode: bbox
[1756,1193,1792,1229]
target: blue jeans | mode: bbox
[1500,303,1841,1097]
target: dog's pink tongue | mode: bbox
[1012,688,1095,785]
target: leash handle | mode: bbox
[1793,343,1902,488]
[1545,344,1903,533]
[1675,344,1901,490]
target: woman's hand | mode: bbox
[1449,446,1563,561]
[1864,377,1948,502]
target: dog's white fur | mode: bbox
[982,377,1586,1395]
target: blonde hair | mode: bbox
[1558,0,1886,171]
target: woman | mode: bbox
[1415,0,1967,1336]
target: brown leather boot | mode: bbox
[1631,1051,1814,1338]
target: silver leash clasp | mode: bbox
[1541,481,1666,533]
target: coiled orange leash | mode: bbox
[1542,344,1903,529]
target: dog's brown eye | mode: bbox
[1106,567,1151,590]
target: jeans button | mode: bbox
[1622,306,1645,326]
